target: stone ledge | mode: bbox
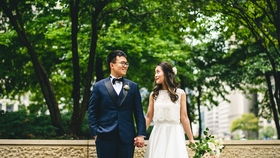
[0,139,93,146]
[0,140,279,158]
[1,139,279,145]
[221,140,280,145]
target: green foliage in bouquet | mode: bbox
[189,128,224,158]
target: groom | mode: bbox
[88,50,146,158]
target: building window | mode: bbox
[6,104,14,112]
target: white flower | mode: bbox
[189,128,224,158]
[123,84,130,91]
[215,149,221,156]
[202,153,211,158]
[172,67,177,75]
[208,142,216,151]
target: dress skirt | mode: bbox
[144,122,189,158]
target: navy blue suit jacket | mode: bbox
[88,77,146,143]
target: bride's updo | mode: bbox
[152,62,179,102]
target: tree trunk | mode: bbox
[197,86,202,139]
[222,0,280,117]
[271,0,280,49]
[1,2,64,134]
[78,8,99,130]
[235,0,280,118]
[273,71,280,115]
[70,1,109,135]
[265,72,280,139]
[178,75,194,128]
[95,56,104,81]
[251,93,259,116]
[69,0,81,136]
[186,94,193,131]
[249,93,259,139]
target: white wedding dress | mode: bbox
[145,89,189,158]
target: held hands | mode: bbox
[134,136,145,148]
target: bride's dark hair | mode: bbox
[152,62,179,102]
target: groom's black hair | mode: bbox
[107,50,127,69]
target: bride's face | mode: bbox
[155,66,165,84]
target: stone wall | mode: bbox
[0,140,279,158]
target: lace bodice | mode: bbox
[153,89,185,124]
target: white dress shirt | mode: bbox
[110,75,123,95]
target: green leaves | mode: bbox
[0,110,57,138]
[230,113,259,132]
[189,128,224,158]
[1,0,279,137]
[230,113,260,139]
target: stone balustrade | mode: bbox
[0,139,279,158]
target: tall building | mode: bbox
[202,90,254,139]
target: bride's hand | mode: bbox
[189,139,195,144]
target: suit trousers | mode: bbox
[96,129,135,158]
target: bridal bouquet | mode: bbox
[189,128,224,158]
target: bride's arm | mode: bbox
[145,93,154,129]
[180,92,195,143]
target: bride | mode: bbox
[144,62,195,158]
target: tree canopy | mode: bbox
[0,0,279,138]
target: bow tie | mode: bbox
[112,78,123,84]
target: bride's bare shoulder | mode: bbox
[176,88,185,95]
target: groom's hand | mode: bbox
[134,136,145,148]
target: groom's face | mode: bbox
[110,56,129,77]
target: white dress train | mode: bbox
[145,89,188,158]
